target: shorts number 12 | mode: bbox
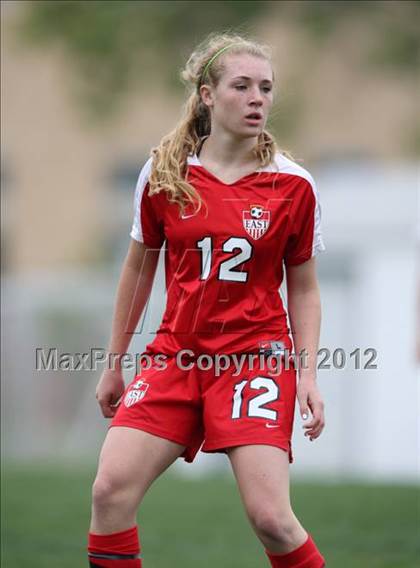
[232,377,279,421]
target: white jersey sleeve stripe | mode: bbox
[273,153,326,258]
[130,157,153,242]
[310,176,326,257]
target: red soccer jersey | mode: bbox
[130,152,325,356]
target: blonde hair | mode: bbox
[148,32,280,216]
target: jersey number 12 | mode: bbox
[197,236,253,282]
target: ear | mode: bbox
[199,84,214,109]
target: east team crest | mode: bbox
[124,379,150,408]
[243,205,270,240]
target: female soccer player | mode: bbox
[88,33,326,568]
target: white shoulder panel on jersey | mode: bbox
[130,157,153,242]
[258,152,315,186]
[268,153,326,257]
[187,154,201,166]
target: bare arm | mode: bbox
[286,257,325,441]
[96,238,160,417]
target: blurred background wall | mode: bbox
[1,0,419,481]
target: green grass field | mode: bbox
[2,464,419,567]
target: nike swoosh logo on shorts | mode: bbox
[181,214,195,219]
[265,423,280,428]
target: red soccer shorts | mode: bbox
[110,351,297,463]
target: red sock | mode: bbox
[88,525,142,567]
[266,534,325,567]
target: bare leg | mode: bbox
[90,426,185,534]
[228,444,307,554]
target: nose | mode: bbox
[249,86,264,106]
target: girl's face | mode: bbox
[201,53,274,140]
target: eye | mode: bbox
[235,85,247,91]
[262,86,272,93]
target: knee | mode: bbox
[250,508,298,546]
[91,474,129,511]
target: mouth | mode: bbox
[244,112,263,124]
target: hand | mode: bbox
[95,368,125,418]
[297,377,325,441]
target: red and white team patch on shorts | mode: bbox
[110,351,297,463]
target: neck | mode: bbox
[198,130,259,168]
